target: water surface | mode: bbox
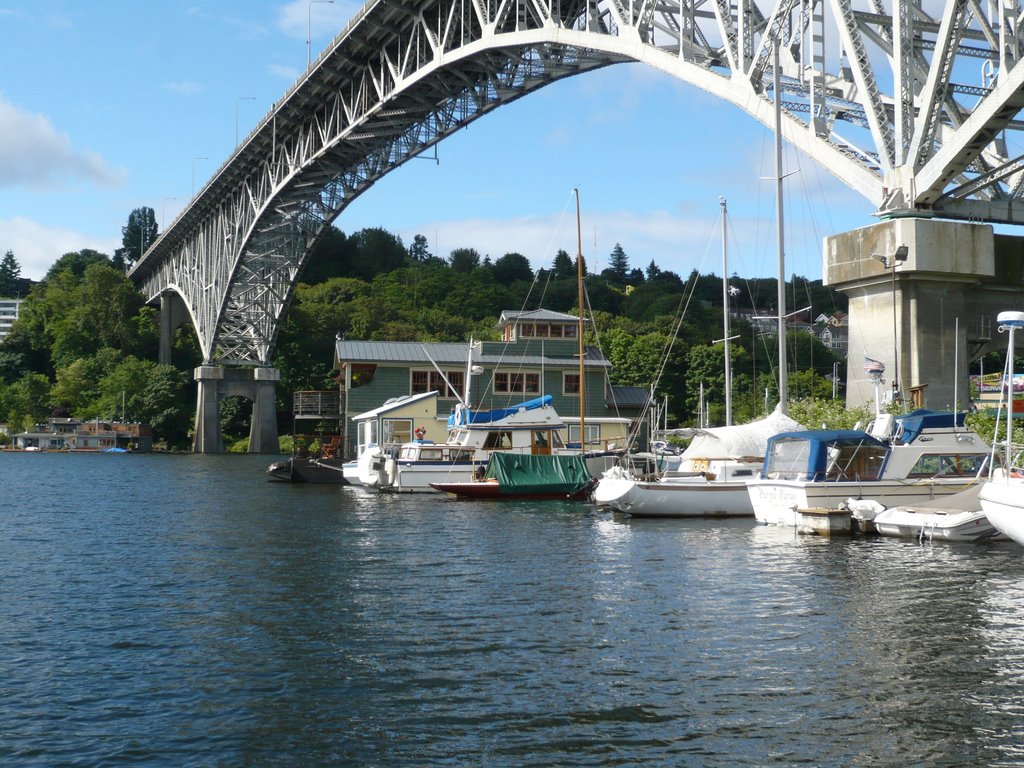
[2,452,1024,766]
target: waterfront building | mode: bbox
[11,418,153,452]
[333,308,648,459]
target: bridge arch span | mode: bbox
[130,0,1024,370]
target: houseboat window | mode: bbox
[411,369,465,398]
[534,324,549,338]
[483,431,513,449]
[520,323,535,337]
[908,453,989,478]
[358,420,376,448]
[568,424,600,447]
[563,324,577,338]
[563,373,580,395]
[494,371,541,395]
[382,419,412,445]
[548,324,563,338]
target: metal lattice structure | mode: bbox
[131,0,1024,365]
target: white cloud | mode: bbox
[0,216,119,281]
[0,94,125,190]
[161,81,204,95]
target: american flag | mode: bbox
[864,356,885,375]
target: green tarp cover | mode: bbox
[483,453,592,496]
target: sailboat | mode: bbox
[431,189,613,500]
[592,194,801,516]
[978,310,1024,546]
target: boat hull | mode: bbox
[429,480,594,500]
[873,509,998,541]
[595,476,753,517]
[749,479,982,527]
[979,479,1024,546]
[267,457,350,484]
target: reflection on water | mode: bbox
[2,453,1024,766]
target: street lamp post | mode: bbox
[307,0,334,66]
[162,197,176,230]
[236,97,256,145]
[192,157,208,197]
[873,245,909,406]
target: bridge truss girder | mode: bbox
[132,0,1024,365]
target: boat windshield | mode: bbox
[907,453,989,478]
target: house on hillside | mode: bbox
[333,308,649,459]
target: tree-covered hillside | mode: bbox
[0,213,851,448]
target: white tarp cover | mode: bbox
[680,405,802,461]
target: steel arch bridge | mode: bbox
[131,0,1024,367]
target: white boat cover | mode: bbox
[680,405,802,461]
[884,482,983,513]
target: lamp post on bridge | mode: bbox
[162,197,176,230]
[236,96,256,145]
[307,0,334,67]
[192,156,208,198]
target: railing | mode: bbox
[292,390,344,418]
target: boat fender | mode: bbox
[384,457,398,487]
[359,447,384,487]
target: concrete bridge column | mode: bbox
[159,292,190,366]
[824,218,999,412]
[193,366,224,454]
[248,367,281,454]
[192,365,281,454]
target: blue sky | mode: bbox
[0,1,875,283]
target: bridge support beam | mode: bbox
[824,217,1024,412]
[192,365,281,454]
[159,292,190,366]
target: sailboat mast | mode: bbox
[773,47,789,413]
[575,188,586,449]
[721,197,733,426]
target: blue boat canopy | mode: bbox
[893,410,965,444]
[449,395,553,429]
[762,429,890,481]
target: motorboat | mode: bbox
[747,409,991,527]
[979,310,1024,546]
[430,453,596,500]
[871,484,999,542]
[593,406,800,516]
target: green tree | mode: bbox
[552,249,574,278]
[44,249,111,281]
[115,207,159,271]
[608,243,629,281]
[4,372,52,429]
[449,247,481,273]
[0,250,21,296]
[492,252,534,285]
[408,233,432,262]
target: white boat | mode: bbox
[871,484,999,542]
[747,409,991,526]
[593,406,800,516]
[979,310,1024,546]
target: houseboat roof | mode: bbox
[335,339,610,368]
[350,390,439,421]
[497,309,584,325]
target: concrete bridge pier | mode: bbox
[193,365,280,454]
[825,217,1024,412]
[158,293,191,366]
